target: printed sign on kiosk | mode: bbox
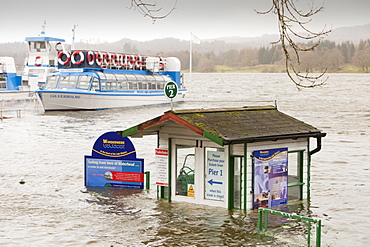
[253,148,288,209]
[84,131,144,189]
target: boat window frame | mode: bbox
[45,74,59,89]
[76,74,93,90]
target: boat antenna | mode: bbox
[40,20,46,36]
[71,24,78,50]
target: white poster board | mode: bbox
[205,151,225,201]
[155,149,168,186]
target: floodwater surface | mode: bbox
[1,73,369,246]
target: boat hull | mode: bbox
[37,90,186,111]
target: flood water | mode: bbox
[1,73,369,246]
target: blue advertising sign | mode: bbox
[253,148,288,209]
[84,132,144,189]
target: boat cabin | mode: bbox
[23,34,66,87]
[119,106,326,210]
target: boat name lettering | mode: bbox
[50,94,81,99]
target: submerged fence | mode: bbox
[258,208,322,247]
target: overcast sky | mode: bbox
[2,0,370,43]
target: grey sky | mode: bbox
[2,0,370,43]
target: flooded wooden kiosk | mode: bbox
[118,106,326,210]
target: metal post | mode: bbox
[316,220,322,247]
[258,210,263,231]
[308,221,311,247]
[264,211,268,231]
[145,171,150,190]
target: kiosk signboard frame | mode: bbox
[84,132,144,189]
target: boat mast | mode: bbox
[71,25,78,50]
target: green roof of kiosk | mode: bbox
[119,106,326,146]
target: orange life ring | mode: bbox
[57,51,70,65]
[112,53,121,67]
[135,55,142,70]
[159,57,165,70]
[103,52,111,66]
[35,56,43,66]
[55,42,63,52]
[71,51,85,65]
[121,54,127,68]
[87,51,95,66]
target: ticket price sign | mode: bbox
[155,149,168,186]
[205,151,225,201]
[84,132,144,189]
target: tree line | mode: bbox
[1,39,370,73]
[162,39,370,73]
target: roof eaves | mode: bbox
[223,131,326,145]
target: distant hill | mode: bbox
[326,24,370,43]
[1,23,369,68]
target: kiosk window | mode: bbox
[175,145,195,196]
[288,150,304,200]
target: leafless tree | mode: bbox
[129,0,330,88]
[256,0,331,88]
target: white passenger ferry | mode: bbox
[36,50,186,111]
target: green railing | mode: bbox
[145,171,150,190]
[258,208,322,247]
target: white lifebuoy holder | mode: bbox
[35,56,43,66]
[95,51,103,66]
[57,51,71,65]
[103,52,111,66]
[71,51,85,65]
[87,51,95,66]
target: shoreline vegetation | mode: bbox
[184,64,369,74]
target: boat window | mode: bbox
[144,75,155,81]
[0,75,6,89]
[128,81,138,89]
[59,75,78,88]
[138,81,148,89]
[148,82,157,89]
[76,75,92,90]
[158,81,165,90]
[108,81,118,90]
[30,41,47,52]
[125,74,138,81]
[91,77,99,91]
[118,81,128,90]
[45,75,59,89]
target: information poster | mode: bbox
[205,151,225,201]
[155,149,168,186]
[253,148,288,209]
[84,132,144,189]
[85,158,144,188]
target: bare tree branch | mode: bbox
[129,0,177,22]
[256,0,331,88]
